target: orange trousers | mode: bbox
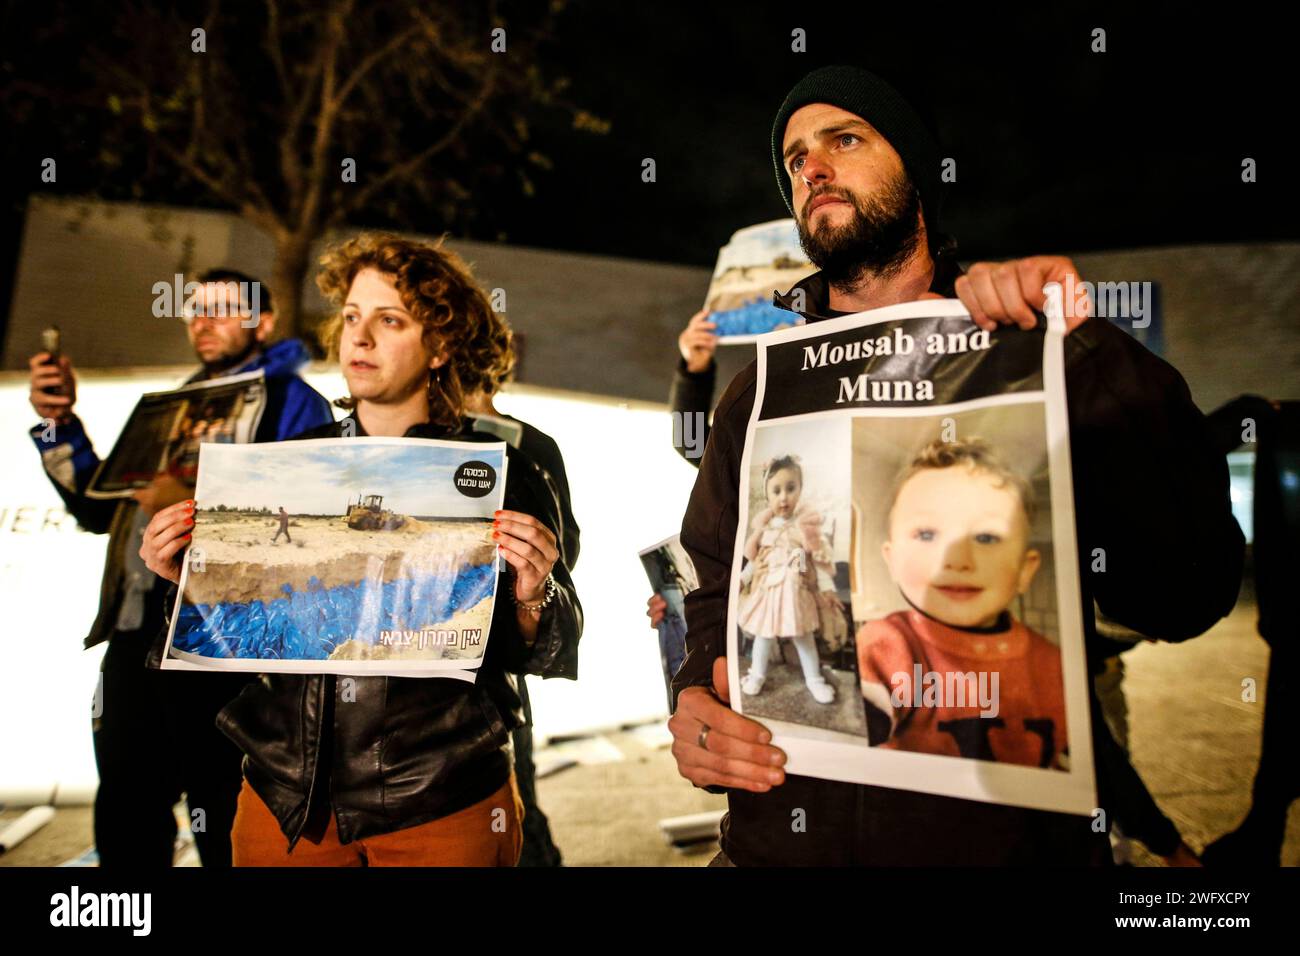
[231,774,524,867]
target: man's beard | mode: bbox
[200,334,260,377]
[796,169,923,293]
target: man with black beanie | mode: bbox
[667,65,1244,865]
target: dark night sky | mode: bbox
[1,1,1294,285]
[491,2,1294,265]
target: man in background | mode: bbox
[28,268,333,866]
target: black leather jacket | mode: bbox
[211,415,582,849]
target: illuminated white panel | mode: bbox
[1,366,700,801]
[0,367,191,804]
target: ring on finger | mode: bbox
[697,723,710,751]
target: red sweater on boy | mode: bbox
[857,609,1068,768]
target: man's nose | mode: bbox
[799,149,835,189]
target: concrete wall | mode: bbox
[2,197,736,404]
[1069,245,1300,412]
[5,197,1297,410]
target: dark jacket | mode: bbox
[669,358,716,469]
[472,412,581,570]
[212,414,583,849]
[671,266,1245,866]
[30,338,334,649]
[1206,395,1298,643]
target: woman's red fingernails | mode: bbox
[183,533,192,540]
[185,518,194,526]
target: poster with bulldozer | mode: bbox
[159,436,508,677]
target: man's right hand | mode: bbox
[669,656,787,793]
[28,352,77,424]
[647,593,667,628]
[678,309,718,374]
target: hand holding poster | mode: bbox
[86,370,268,498]
[161,436,507,678]
[703,220,816,343]
[727,298,1095,815]
[639,534,700,699]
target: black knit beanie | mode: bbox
[771,65,946,250]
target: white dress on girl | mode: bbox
[738,513,821,639]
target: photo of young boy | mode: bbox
[855,426,1068,770]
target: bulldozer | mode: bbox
[345,494,406,531]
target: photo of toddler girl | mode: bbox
[738,454,842,705]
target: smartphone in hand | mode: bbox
[40,326,62,396]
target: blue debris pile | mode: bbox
[174,562,497,660]
[712,297,800,338]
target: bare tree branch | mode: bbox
[152,133,282,236]
[30,0,595,337]
[334,63,499,220]
[264,0,292,103]
[331,22,422,108]
[277,46,326,203]
[184,1,222,166]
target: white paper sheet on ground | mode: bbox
[0,805,55,853]
[534,734,626,778]
[626,721,674,750]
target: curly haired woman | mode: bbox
[141,233,582,866]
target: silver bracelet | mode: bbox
[511,573,556,613]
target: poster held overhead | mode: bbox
[703,219,817,344]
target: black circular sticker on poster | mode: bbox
[454,460,498,497]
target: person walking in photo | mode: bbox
[271,506,292,544]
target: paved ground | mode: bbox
[1118,599,1297,866]
[3,597,1295,867]
[736,654,868,738]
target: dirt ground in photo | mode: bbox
[184,512,494,605]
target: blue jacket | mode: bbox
[30,338,335,648]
